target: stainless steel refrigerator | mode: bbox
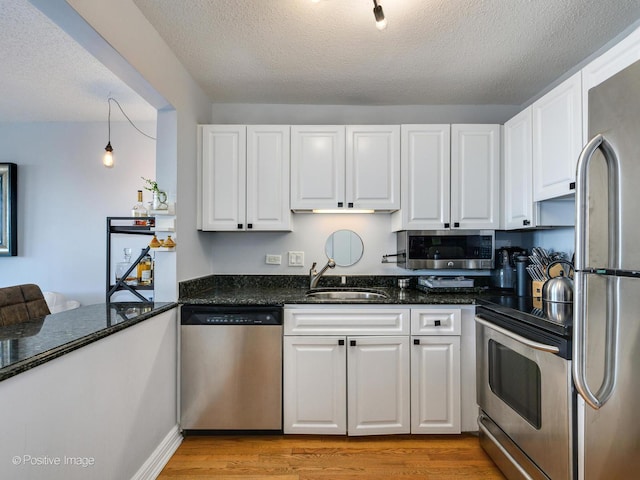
[574,58,640,479]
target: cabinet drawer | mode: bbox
[284,307,410,336]
[411,308,461,336]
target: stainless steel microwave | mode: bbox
[396,230,495,270]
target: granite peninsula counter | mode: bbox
[0,301,176,382]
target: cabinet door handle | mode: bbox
[247,223,253,229]
[570,181,576,190]
[523,219,531,226]
[237,223,243,229]
[337,202,344,208]
[413,338,420,345]
[444,223,450,228]
[348,202,354,208]
[435,320,441,327]
[350,340,356,347]
[338,339,345,346]
[454,222,460,228]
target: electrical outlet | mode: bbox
[288,251,304,267]
[265,254,281,265]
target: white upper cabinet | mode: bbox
[290,125,345,210]
[200,125,246,231]
[199,125,291,231]
[503,107,536,229]
[346,125,400,210]
[532,71,583,201]
[246,125,291,230]
[291,125,400,211]
[392,125,451,231]
[451,124,501,229]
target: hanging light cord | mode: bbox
[108,97,156,140]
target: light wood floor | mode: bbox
[157,434,506,479]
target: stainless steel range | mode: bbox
[475,297,574,480]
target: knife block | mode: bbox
[532,280,545,297]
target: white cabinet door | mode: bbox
[411,336,461,434]
[346,125,400,210]
[347,336,410,436]
[451,124,501,229]
[392,125,450,230]
[290,125,345,210]
[283,336,347,434]
[503,108,536,229]
[200,125,246,231]
[246,125,291,230]
[532,71,583,201]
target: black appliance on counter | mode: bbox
[475,296,574,480]
[490,247,527,291]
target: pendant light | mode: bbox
[103,98,114,168]
[101,97,156,168]
[373,0,387,30]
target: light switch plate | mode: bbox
[288,251,304,267]
[265,254,281,265]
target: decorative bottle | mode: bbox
[115,248,136,285]
[132,190,148,225]
[137,249,153,286]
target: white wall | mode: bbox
[0,121,155,305]
[0,309,178,480]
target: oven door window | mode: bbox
[488,339,541,429]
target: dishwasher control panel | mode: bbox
[181,305,283,326]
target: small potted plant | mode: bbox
[142,177,168,210]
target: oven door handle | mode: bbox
[475,316,560,354]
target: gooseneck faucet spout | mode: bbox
[309,258,336,289]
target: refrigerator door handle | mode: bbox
[573,272,618,409]
[574,134,620,410]
[574,134,619,272]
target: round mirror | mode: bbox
[325,230,364,267]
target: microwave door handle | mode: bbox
[573,134,620,410]
[474,316,559,353]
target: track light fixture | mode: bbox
[373,0,387,31]
[102,97,156,168]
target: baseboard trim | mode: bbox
[131,424,182,480]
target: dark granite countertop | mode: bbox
[0,302,176,382]
[179,274,487,306]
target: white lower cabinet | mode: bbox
[283,336,347,434]
[283,305,467,436]
[283,306,410,436]
[284,335,410,436]
[347,336,410,436]
[410,307,462,434]
[411,336,461,434]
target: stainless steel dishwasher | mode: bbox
[180,304,283,433]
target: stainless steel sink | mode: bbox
[305,288,389,300]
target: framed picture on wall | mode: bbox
[0,163,17,256]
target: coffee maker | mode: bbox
[491,247,527,290]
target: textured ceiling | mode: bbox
[2,1,640,123]
[0,0,156,122]
[132,0,640,105]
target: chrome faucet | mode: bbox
[309,258,336,289]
